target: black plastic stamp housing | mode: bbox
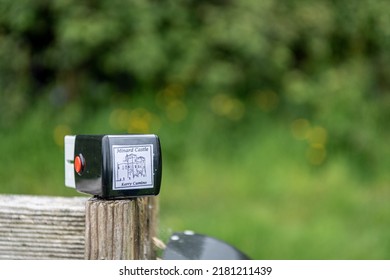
[66,134,162,199]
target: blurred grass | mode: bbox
[0,97,388,259]
[160,125,389,259]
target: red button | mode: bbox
[74,155,84,174]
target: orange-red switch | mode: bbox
[74,154,84,174]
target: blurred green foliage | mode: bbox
[0,0,389,259]
[1,0,389,162]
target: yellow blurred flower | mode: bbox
[291,118,311,140]
[110,108,161,133]
[210,94,245,121]
[307,126,328,146]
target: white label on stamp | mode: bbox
[112,144,153,190]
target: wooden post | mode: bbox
[0,194,158,260]
[84,196,158,260]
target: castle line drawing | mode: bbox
[116,153,147,182]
